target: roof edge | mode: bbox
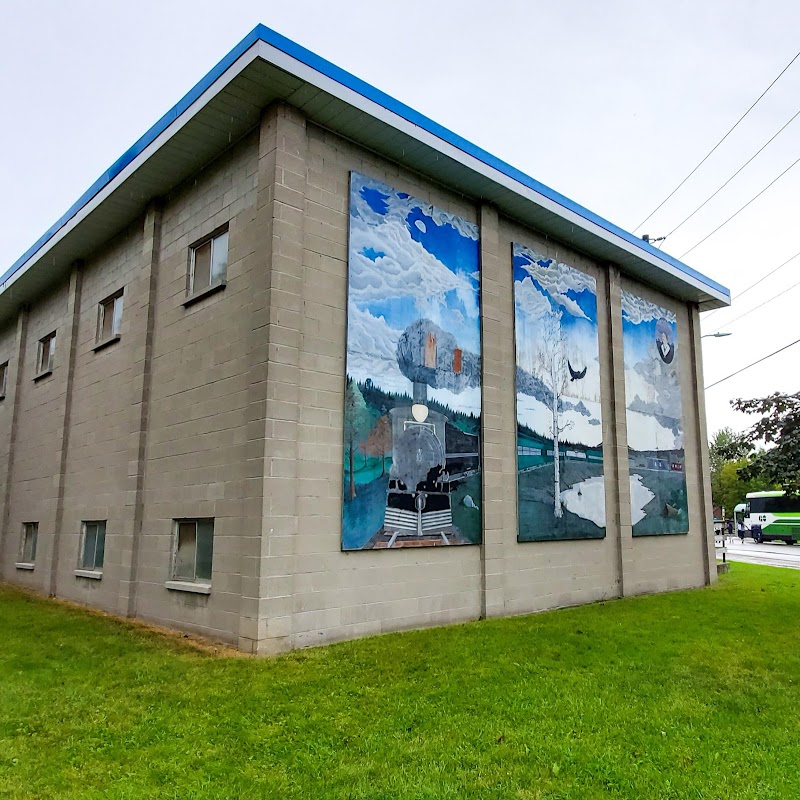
[2,23,731,304]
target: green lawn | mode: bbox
[1,564,799,799]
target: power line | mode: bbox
[703,249,800,321]
[679,154,800,259]
[633,46,800,233]
[666,105,800,240]
[708,275,800,334]
[705,337,800,389]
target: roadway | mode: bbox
[721,538,800,570]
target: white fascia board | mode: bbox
[0,46,264,295]
[4,36,727,309]
[259,41,728,307]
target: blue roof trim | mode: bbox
[0,26,265,287]
[3,23,730,301]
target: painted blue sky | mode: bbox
[621,291,679,371]
[346,172,481,414]
[621,291,684,451]
[512,245,601,375]
[350,173,479,348]
[513,247,599,327]
[513,243,603,444]
[622,315,677,365]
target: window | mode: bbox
[751,495,800,514]
[20,522,38,565]
[172,519,214,583]
[79,521,106,571]
[97,291,124,343]
[36,332,56,375]
[424,332,437,368]
[0,361,8,398]
[188,229,228,296]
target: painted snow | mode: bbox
[513,243,606,541]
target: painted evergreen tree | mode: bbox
[344,378,369,500]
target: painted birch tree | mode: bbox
[537,309,573,518]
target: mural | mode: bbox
[513,244,606,541]
[342,173,482,550]
[621,291,688,535]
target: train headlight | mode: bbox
[411,403,429,423]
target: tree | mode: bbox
[360,415,392,476]
[711,456,775,517]
[709,427,748,513]
[537,310,573,519]
[344,378,370,500]
[730,391,800,494]
[709,427,738,482]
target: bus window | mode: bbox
[784,495,800,513]
[749,498,765,514]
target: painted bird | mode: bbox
[568,361,586,381]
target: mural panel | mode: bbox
[513,244,606,541]
[342,173,482,550]
[621,291,688,535]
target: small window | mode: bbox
[20,522,38,564]
[80,521,106,571]
[36,332,56,375]
[0,361,8,398]
[172,519,214,582]
[425,332,437,368]
[189,230,228,295]
[97,291,124,343]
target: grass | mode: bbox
[1,564,799,799]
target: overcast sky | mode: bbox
[2,0,798,437]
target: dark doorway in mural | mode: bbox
[512,244,606,541]
[342,173,482,550]
[621,291,688,535]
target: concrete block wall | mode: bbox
[55,224,143,613]
[253,117,714,652]
[133,130,259,644]
[257,120,484,653]
[485,218,622,616]
[1,281,70,591]
[0,99,715,651]
[0,316,25,578]
[614,275,711,595]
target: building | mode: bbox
[0,25,730,654]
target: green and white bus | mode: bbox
[745,490,800,545]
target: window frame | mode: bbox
[77,520,107,574]
[95,290,124,348]
[0,360,8,399]
[169,518,214,588]
[18,522,38,567]
[35,332,56,378]
[186,226,229,301]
